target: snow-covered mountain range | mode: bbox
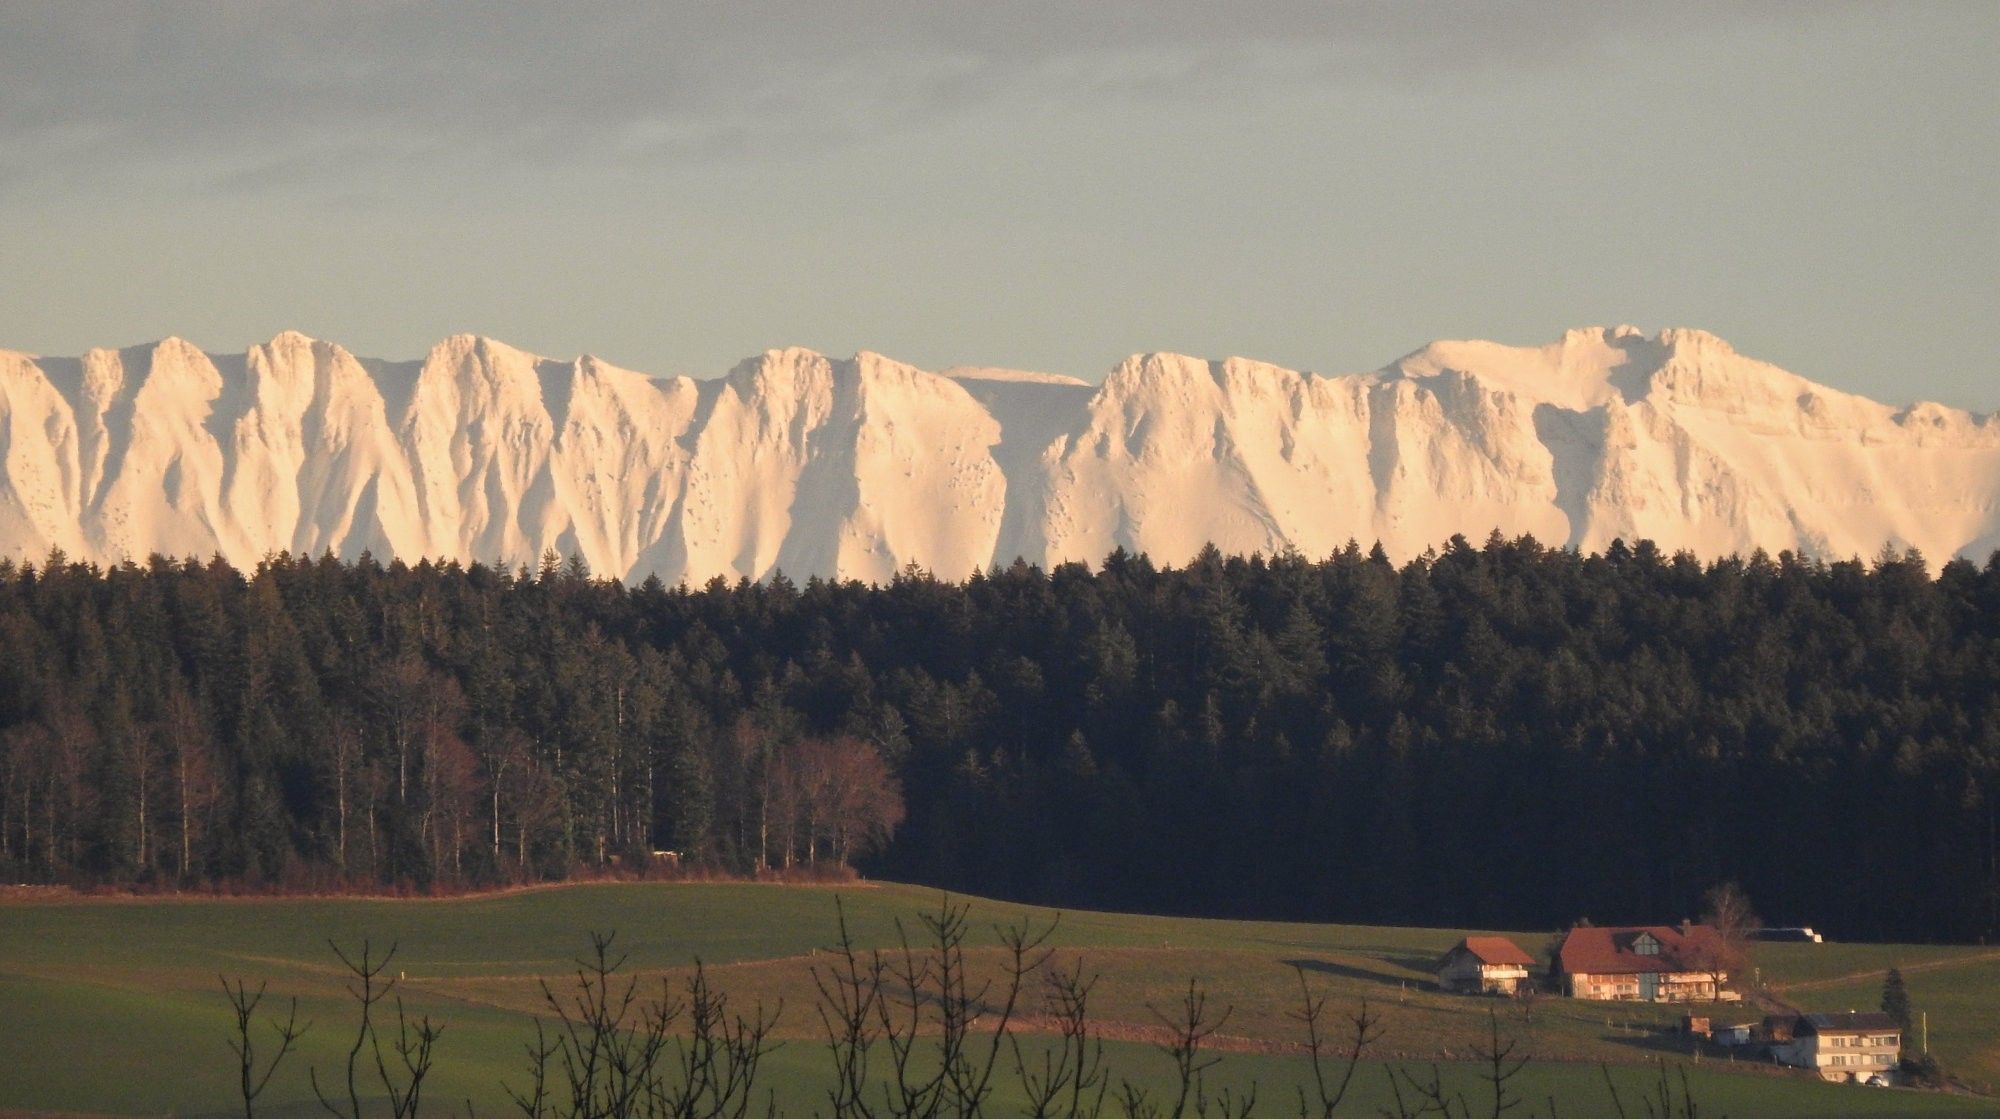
[2,327,1997,582]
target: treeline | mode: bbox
[1,536,1997,942]
[0,549,906,890]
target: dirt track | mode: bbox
[1768,949,2000,996]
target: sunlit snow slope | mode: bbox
[2,326,1996,581]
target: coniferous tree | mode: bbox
[1881,967,1914,1035]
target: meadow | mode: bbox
[0,881,1995,1118]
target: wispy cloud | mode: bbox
[1,1,1853,193]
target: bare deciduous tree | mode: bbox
[1289,968,1382,1119]
[759,736,906,871]
[1013,955,1109,1119]
[509,931,780,1119]
[311,940,443,1119]
[221,976,308,1119]
[812,894,1055,1119]
[1117,980,1254,1119]
[1695,882,1760,1002]
[1598,1061,1709,1119]
[164,684,219,881]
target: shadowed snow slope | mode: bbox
[1,327,1996,581]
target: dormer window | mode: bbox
[1633,933,1660,956]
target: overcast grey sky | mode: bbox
[3,2,1996,407]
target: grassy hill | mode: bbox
[0,881,1994,1118]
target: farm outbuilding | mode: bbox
[1436,936,1536,995]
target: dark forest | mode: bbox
[2,534,1996,943]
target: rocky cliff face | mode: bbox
[2,326,1995,580]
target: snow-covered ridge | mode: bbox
[1,327,1996,582]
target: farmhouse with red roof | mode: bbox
[1435,936,1537,995]
[1551,923,1737,1002]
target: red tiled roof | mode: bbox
[1556,925,1726,976]
[1451,936,1535,967]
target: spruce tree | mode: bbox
[1881,967,1913,1034]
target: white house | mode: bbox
[1773,1012,1902,1085]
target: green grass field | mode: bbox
[0,881,1994,1118]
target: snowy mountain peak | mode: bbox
[1656,326,1738,355]
[0,328,1996,582]
[1386,325,1673,411]
[264,328,321,349]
